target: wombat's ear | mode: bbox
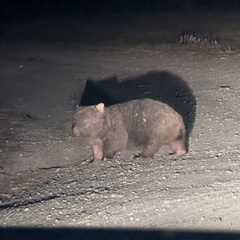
[96,103,104,113]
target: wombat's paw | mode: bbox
[169,149,187,157]
[176,149,187,157]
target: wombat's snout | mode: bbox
[72,123,80,137]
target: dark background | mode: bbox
[1,0,240,23]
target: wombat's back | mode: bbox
[107,98,185,147]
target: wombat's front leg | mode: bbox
[92,144,103,162]
[140,142,160,159]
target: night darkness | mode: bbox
[1,0,240,23]
[1,0,240,42]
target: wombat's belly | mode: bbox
[125,132,150,150]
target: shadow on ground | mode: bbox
[80,71,196,151]
[0,227,239,240]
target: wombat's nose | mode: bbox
[72,124,80,136]
[72,124,76,134]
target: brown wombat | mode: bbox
[72,98,186,162]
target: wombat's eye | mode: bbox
[84,121,89,126]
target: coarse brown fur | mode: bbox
[72,98,187,162]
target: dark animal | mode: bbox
[72,99,186,162]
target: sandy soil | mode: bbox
[1,10,240,231]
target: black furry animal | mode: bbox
[72,99,186,162]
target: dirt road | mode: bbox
[1,10,240,232]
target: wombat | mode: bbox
[72,98,186,162]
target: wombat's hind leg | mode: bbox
[169,128,187,157]
[168,139,186,157]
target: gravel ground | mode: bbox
[1,9,240,237]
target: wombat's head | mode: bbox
[72,103,105,138]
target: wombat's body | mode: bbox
[72,99,186,162]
